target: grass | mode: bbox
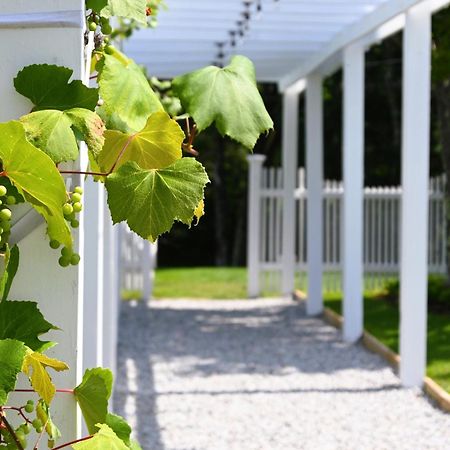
[324,293,450,393]
[153,267,248,299]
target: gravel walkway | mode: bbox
[114,298,450,450]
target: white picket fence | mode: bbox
[254,165,447,293]
[119,224,158,300]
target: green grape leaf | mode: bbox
[86,0,108,12]
[105,413,131,446]
[0,339,27,405]
[0,121,72,249]
[22,350,69,405]
[130,440,143,450]
[14,64,98,111]
[0,244,19,302]
[172,55,273,149]
[105,159,209,242]
[99,0,147,24]
[36,399,61,440]
[74,368,113,434]
[20,109,105,163]
[98,111,184,173]
[0,301,57,352]
[98,52,163,133]
[72,424,128,450]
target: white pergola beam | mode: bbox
[342,42,365,342]
[306,73,324,315]
[399,2,432,388]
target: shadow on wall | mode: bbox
[113,300,396,449]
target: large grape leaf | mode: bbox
[74,368,113,434]
[0,301,57,352]
[94,0,147,24]
[105,159,209,242]
[98,111,183,173]
[172,55,273,149]
[0,244,19,302]
[21,108,105,163]
[0,339,26,405]
[0,121,72,249]
[22,350,69,405]
[98,52,163,133]
[14,64,98,111]
[72,424,128,450]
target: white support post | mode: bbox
[281,88,300,296]
[399,3,431,387]
[247,154,266,298]
[141,241,157,300]
[342,42,365,342]
[0,1,86,439]
[306,74,324,315]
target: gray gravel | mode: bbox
[114,298,450,450]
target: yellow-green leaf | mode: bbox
[22,350,68,404]
[72,424,128,450]
[98,111,184,173]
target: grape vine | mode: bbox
[0,0,273,448]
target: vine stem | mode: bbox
[33,419,48,450]
[14,389,74,394]
[52,435,93,450]
[2,406,33,425]
[0,413,24,450]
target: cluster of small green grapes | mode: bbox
[87,13,115,54]
[49,186,83,267]
[0,186,15,248]
[0,400,55,449]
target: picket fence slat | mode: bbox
[256,166,447,293]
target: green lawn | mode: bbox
[325,293,450,393]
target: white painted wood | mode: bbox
[342,42,365,342]
[1,0,85,440]
[281,88,300,296]
[247,154,266,298]
[83,178,105,370]
[306,73,324,315]
[399,3,432,388]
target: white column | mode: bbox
[342,42,365,342]
[83,179,105,370]
[306,74,324,315]
[247,154,266,298]
[0,1,86,439]
[281,88,300,296]
[141,241,157,300]
[400,4,431,387]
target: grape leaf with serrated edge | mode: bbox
[98,111,183,173]
[0,339,26,406]
[105,159,209,242]
[14,64,98,111]
[172,55,273,149]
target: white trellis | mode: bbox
[119,224,158,300]
[247,159,447,294]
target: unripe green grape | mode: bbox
[105,44,115,55]
[71,193,82,203]
[103,36,110,44]
[58,257,70,268]
[102,21,112,35]
[88,21,97,32]
[6,196,15,205]
[70,253,81,266]
[49,240,60,250]
[0,186,7,197]
[0,209,11,221]
[61,247,72,258]
[32,419,42,430]
[24,402,34,413]
[21,424,31,435]
[67,212,76,221]
[74,186,83,195]
[70,219,79,229]
[48,439,55,448]
[1,221,10,232]
[15,430,24,441]
[72,202,82,213]
[62,203,73,216]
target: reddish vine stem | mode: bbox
[0,413,24,450]
[2,406,33,424]
[52,435,93,450]
[33,419,49,450]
